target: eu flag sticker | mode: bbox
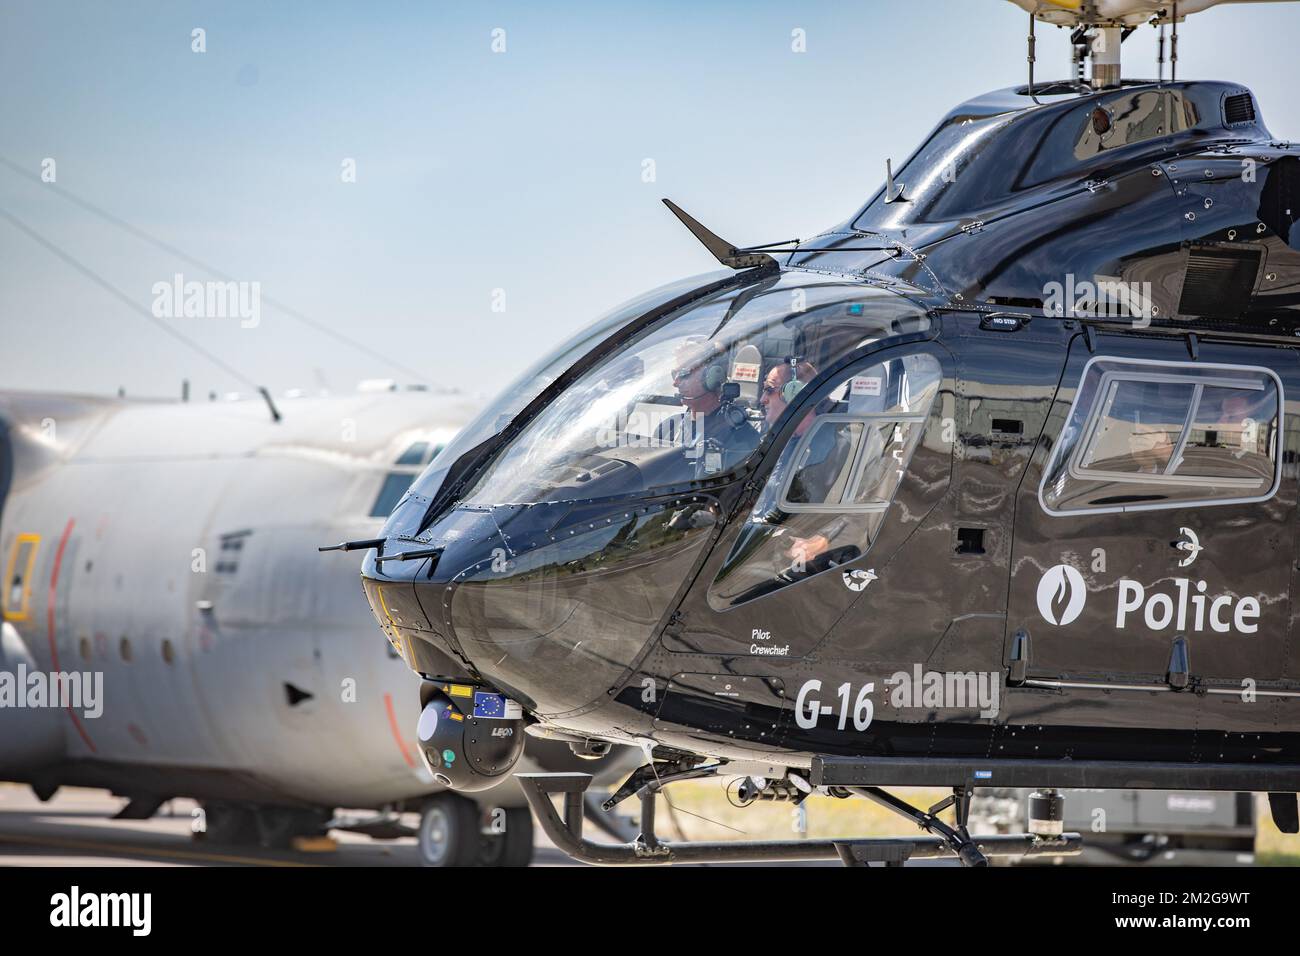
[473,691,506,718]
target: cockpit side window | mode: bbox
[707,353,943,609]
[1040,358,1282,515]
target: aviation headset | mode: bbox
[781,356,809,403]
[677,337,728,393]
[701,359,727,393]
[676,340,750,432]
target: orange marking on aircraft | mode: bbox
[384,692,418,769]
[47,518,95,753]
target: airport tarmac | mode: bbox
[0,783,862,867]
[0,784,578,867]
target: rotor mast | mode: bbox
[1089,24,1124,88]
[1073,0,1130,90]
[1013,0,1300,92]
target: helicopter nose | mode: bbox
[371,497,720,718]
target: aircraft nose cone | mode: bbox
[373,497,719,717]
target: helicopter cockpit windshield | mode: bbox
[391,271,736,525]
[455,273,932,509]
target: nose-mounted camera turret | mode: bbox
[415,681,528,792]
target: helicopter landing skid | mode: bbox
[516,772,1081,868]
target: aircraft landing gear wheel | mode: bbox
[417,793,481,867]
[477,807,534,867]
[201,802,258,846]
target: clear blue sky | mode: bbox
[2,0,1298,402]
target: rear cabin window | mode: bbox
[1040,358,1281,515]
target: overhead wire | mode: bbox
[0,153,431,386]
[0,206,260,390]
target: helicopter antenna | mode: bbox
[884,158,907,203]
[660,199,780,270]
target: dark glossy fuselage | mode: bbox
[362,80,1300,779]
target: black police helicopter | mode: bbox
[338,0,1300,865]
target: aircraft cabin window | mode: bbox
[1040,358,1282,515]
[783,419,868,509]
[708,353,943,609]
[215,530,251,574]
[1078,379,1193,476]
[371,443,444,518]
[779,416,929,514]
[371,472,417,518]
[395,442,432,466]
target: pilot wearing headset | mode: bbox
[759,360,818,432]
[658,338,759,473]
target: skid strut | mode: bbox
[846,785,988,866]
[516,772,1081,867]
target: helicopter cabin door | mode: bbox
[662,342,954,663]
[1007,329,1296,712]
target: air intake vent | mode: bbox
[1224,93,1256,126]
[1178,246,1262,319]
